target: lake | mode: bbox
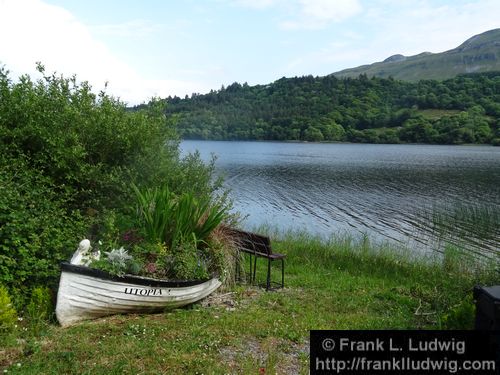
[181,141,500,257]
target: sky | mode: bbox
[0,0,499,105]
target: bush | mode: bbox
[87,182,231,281]
[0,284,17,336]
[169,240,210,280]
[0,64,180,211]
[0,64,229,305]
[25,286,54,338]
[26,286,54,323]
[0,155,87,302]
[441,297,476,329]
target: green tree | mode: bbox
[400,118,437,143]
[161,71,498,145]
[304,126,324,142]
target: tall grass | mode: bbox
[253,224,498,284]
[431,202,499,236]
[428,201,500,259]
[273,228,498,330]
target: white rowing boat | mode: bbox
[55,262,221,327]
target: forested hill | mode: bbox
[162,73,500,145]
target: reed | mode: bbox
[428,201,500,258]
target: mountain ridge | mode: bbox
[332,28,500,81]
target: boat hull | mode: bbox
[56,263,221,327]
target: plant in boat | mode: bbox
[87,184,230,281]
[131,183,229,280]
[90,246,142,276]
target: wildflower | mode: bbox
[145,262,157,274]
[122,229,142,244]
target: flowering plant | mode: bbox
[86,183,232,281]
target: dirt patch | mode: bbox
[0,346,23,370]
[219,337,309,374]
[201,287,264,311]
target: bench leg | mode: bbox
[249,253,253,284]
[253,255,257,283]
[235,253,240,282]
[281,258,285,288]
[266,258,271,291]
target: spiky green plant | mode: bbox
[132,184,175,244]
[132,184,227,251]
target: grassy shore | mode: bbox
[2,231,498,374]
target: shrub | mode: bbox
[0,64,229,304]
[0,154,87,301]
[0,284,17,336]
[25,286,54,337]
[169,240,210,280]
[26,286,53,322]
[441,297,476,329]
[86,184,231,281]
[206,225,242,287]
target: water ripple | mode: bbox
[182,141,500,257]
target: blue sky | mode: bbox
[1,0,499,104]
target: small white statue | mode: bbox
[70,239,100,266]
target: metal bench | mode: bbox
[231,228,285,290]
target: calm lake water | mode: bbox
[181,141,500,257]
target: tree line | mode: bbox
[158,73,500,145]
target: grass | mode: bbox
[426,201,500,259]
[417,109,462,120]
[1,230,498,374]
[431,202,499,237]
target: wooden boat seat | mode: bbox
[230,228,285,290]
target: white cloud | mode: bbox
[91,19,165,39]
[0,0,202,104]
[362,0,500,57]
[232,0,362,29]
[280,0,362,30]
[232,0,278,9]
[281,0,500,77]
[299,0,361,22]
